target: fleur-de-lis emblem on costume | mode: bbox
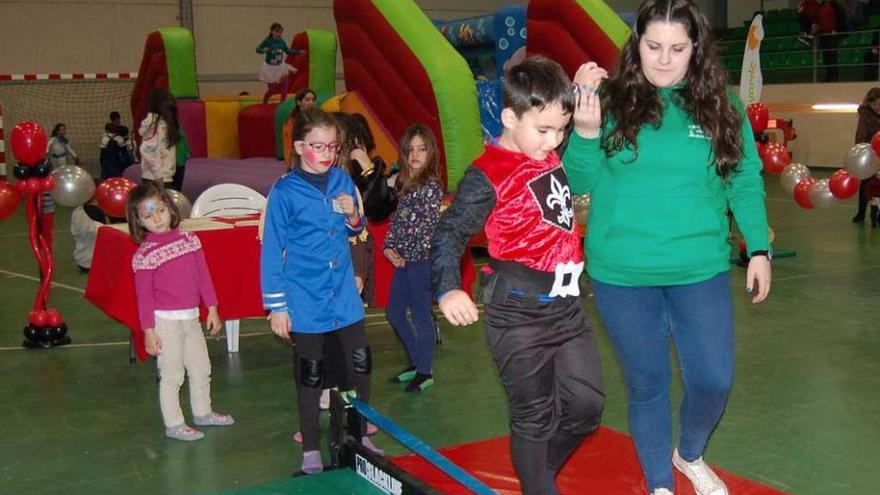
[546,174,573,228]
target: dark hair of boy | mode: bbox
[502,55,575,118]
[125,182,182,244]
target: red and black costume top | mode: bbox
[432,143,582,297]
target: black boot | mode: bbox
[871,205,879,228]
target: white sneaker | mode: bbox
[319,389,331,410]
[652,489,674,495]
[672,449,728,495]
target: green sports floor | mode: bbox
[1,171,878,495]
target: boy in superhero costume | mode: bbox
[432,56,605,495]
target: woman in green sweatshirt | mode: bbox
[563,1,771,495]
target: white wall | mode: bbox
[746,82,877,168]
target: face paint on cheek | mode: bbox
[304,148,319,166]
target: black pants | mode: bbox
[856,178,870,218]
[483,271,604,495]
[292,321,370,451]
[171,166,185,192]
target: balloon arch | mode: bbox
[746,102,876,209]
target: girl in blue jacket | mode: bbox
[261,108,382,474]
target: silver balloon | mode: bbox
[573,193,591,226]
[779,163,811,194]
[809,178,837,210]
[50,165,95,207]
[844,143,880,180]
[167,189,192,219]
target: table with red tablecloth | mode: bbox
[85,217,475,361]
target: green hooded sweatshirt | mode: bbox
[563,87,769,287]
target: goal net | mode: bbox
[0,79,135,177]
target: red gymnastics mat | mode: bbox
[391,427,790,495]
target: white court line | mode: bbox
[0,307,487,352]
[0,269,85,293]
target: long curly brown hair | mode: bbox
[602,0,743,178]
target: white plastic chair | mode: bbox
[191,184,267,218]
[190,184,267,352]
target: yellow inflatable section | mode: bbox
[204,100,241,158]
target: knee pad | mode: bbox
[299,358,323,388]
[351,346,372,375]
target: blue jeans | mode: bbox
[591,272,734,492]
[386,261,435,374]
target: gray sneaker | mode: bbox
[165,424,204,441]
[193,412,234,426]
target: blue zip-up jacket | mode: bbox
[260,168,365,333]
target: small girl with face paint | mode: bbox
[126,183,234,442]
[260,108,383,474]
[384,124,443,392]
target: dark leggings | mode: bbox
[485,297,604,495]
[263,74,291,104]
[292,321,371,452]
[856,178,870,218]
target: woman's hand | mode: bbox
[269,311,291,339]
[746,256,772,304]
[205,306,222,336]
[350,149,374,175]
[144,328,162,356]
[383,247,405,268]
[572,62,607,139]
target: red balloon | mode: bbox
[25,177,42,194]
[872,130,880,157]
[829,169,860,199]
[29,309,48,327]
[40,175,56,192]
[761,142,791,174]
[746,103,769,134]
[96,177,137,218]
[794,177,817,209]
[755,141,767,159]
[13,180,27,192]
[10,121,49,167]
[46,308,62,327]
[0,181,24,220]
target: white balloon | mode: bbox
[50,165,95,207]
[779,163,811,194]
[809,178,836,209]
[167,189,192,219]
[844,143,880,180]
